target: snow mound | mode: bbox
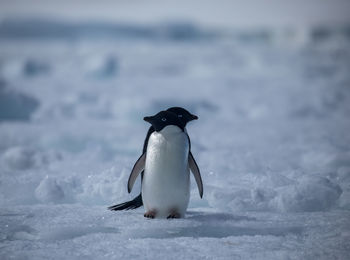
[2,146,36,170]
[0,80,39,121]
[75,167,131,205]
[1,146,58,170]
[276,176,342,212]
[35,176,65,203]
[84,55,118,78]
[23,59,50,77]
[207,176,342,213]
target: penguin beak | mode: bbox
[191,114,198,120]
[143,116,153,123]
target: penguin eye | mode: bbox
[178,114,183,118]
[161,118,167,122]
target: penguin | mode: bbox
[127,110,203,218]
[108,107,199,211]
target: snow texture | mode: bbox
[1,1,350,259]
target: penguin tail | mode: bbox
[108,194,143,211]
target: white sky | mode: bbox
[1,0,350,28]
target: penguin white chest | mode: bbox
[142,125,190,218]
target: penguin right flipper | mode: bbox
[188,152,203,198]
[127,153,146,193]
[108,193,143,211]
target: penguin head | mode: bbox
[144,111,185,132]
[166,107,198,125]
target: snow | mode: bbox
[35,176,65,203]
[1,1,350,259]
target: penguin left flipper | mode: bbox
[188,151,203,198]
[127,153,146,193]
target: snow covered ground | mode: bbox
[1,1,350,259]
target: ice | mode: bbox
[1,1,350,258]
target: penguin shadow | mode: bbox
[0,224,38,242]
[40,226,119,242]
[0,212,38,242]
[0,213,28,217]
[2,224,119,242]
[186,211,257,222]
[130,212,303,239]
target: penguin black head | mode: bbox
[144,111,185,132]
[166,107,198,125]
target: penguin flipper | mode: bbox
[128,153,146,193]
[188,151,203,198]
[108,193,143,211]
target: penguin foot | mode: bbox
[144,210,157,219]
[167,212,181,219]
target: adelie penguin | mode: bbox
[108,107,200,212]
[108,108,203,218]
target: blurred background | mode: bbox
[1,0,349,206]
[1,0,350,210]
[1,0,350,258]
